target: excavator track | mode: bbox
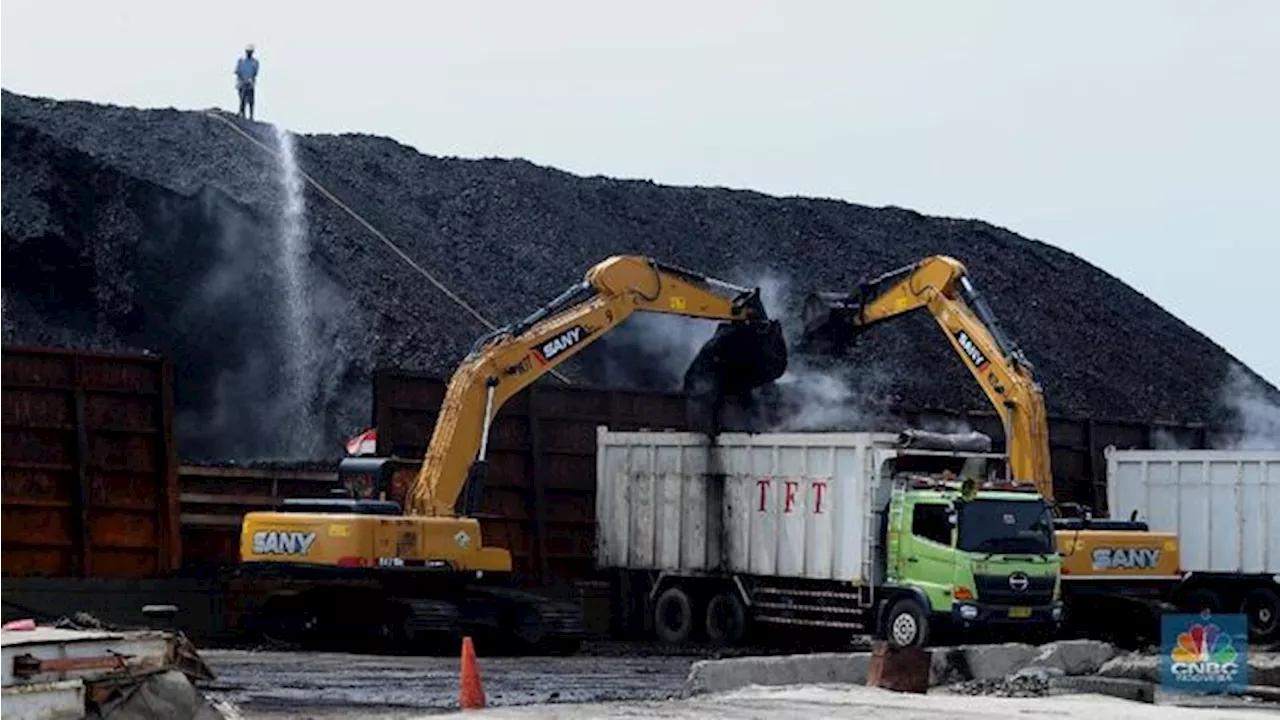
[234,567,584,656]
[464,585,586,655]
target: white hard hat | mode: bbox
[246,44,255,53]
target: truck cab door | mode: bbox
[900,500,958,613]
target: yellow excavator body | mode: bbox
[235,254,787,652]
[240,513,514,572]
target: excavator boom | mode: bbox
[801,256,1051,494]
[409,255,788,516]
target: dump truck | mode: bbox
[1106,447,1280,644]
[596,428,1064,648]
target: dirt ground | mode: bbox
[201,647,1275,720]
[201,647,693,718]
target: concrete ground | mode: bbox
[471,684,1280,720]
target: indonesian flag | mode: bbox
[346,427,377,456]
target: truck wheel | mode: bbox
[705,591,747,646]
[653,586,694,644]
[1241,587,1280,643]
[884,598,929,649]
[1180,587,1223,615]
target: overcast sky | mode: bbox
[4,1,1278,384]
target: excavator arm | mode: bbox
[801,255,1053,497]
[407,255,788,516]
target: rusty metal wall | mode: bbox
[2,346,181,578]
[374,371,1218,586]
[178,465,342,571]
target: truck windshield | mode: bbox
[957,500,1054,555]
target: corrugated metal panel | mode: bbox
[1106,448,1280,575]
[596,429,893,583]
[1,347,180,578]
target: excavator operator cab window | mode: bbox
[337,457,395,501]
[277,458,402,515]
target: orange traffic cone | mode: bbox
[459,636,486,710]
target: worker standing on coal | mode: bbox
[235,44,259,120]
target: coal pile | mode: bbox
[3,89,1277,460]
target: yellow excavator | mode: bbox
[236,255,787,653]
[800,255,1182,642]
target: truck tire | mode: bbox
[884,598,930,649]
[705,590,747,646]
[1242,587,1280,643]
[653,586,694,644]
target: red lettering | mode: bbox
[784,480,799,513]
[757,478,771,512]
[813,481,828,514]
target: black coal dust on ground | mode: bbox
[3,89,1277,460]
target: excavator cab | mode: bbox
[276,458,402,515]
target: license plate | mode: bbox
[1008,606,1032,618]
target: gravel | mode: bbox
[946,674,1053,698]
[3,89,1277,460]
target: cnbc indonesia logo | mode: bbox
[1168,620,1241,685]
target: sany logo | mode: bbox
[954,330,988,369]
[756,477,829,515]
[1091,547,1161,570]
[252,531,317,556]
[534,326,590,363]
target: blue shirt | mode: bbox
[236,56,259,85]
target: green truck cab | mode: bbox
[879,475,1063,647]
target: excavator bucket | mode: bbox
[683,319,788,400]
[798,291,862,354]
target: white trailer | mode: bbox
[1105,447,1280,643]
[597,428,1062,648]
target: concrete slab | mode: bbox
[1098,652,1279,688]
[687,642,1058,697]
[683,652,870,697]
[1027,640,1117,676]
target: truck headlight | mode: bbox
[960,604,979,620]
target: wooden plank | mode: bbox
[180,513,247,528]
[179,465,337,482]
[180,492,279,507]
